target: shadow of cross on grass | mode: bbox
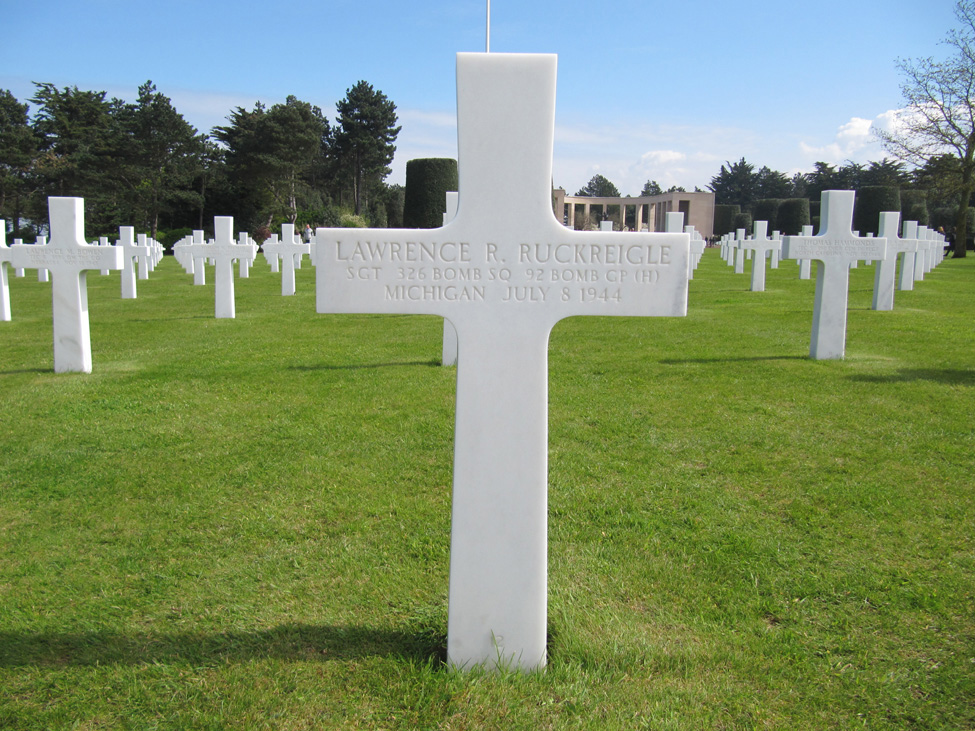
[0,624,446,668]
[849,368,975,386]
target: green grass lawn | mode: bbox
[1,248,972,729]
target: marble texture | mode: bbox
[313,53,690,671]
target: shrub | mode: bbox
[713,204,740,237]
[731,211,753,234]
[854,186,900,236]
[340,212,369,228]
[777,198,811,235]
[403,158,458,228]
[752,199,782,231]
[157,228,193,253]
[901,190,930,227]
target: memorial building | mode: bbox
[553,188,715,239]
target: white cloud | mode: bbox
[797,114,892,167]
[387,107,458,185]
[639,150,686,165]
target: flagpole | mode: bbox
[486,0,491,52]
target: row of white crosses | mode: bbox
[172,221,311,313]
[261,224,310,296]
[719,225,784,290]
[0,199,168,371]
[172,218,259,317]
[781,189,946,359]
[714,192,948,359]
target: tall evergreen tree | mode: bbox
[122,81,205,237]
[214,96,329,228]
[576,174,620,197]
[640,179,663,197]
[29,83,125,232]
[0,90,39,237]
[333,81,400,217]
[708,157,757,208]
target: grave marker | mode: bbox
[191,230,208,285]
[6,197,123,372]
[798,225,813,279]
[741,221,780,292]
[137,234,151,279]
[312,53,689,670]
[897,221,919,291]
[263,234,281,273]
[442,191,460,366]
[872,212,917,311]
[914,226,929,281]
[0,223,11,320]
[35,236,50,282]
[208,216,255,319]
[734,228,746,274]
[263,224,309,296]
[116,226,146,299]
[782,190,886,359]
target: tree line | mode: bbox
[4,1,973,256]
[0,79,402,246]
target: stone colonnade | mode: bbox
[551,190,715,240]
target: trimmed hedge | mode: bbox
[777,198,811,235]
[901,190,929,227]
[713,204,740,237]
[403,158,458,229]
[731,211,753,234]
[752,199,782,231]
[854,186,900,236]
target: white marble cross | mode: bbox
[263,234,281,273]
[0,223,11,321]
[136,234,152,280]
[914,226,929,281]
[782,190,886,359]
[6,197,123,372]
[442,191,461,366]
[208,216,255,319]
[685,226,705,279]
[734,228,746,274]
[741,221,780,292]
[872,212,918,311]
[896,221,919,292]
[116,226,147,299]
[34,236,50,282]
[313,53,689,671]
[98,236,112,275]
[263,224,309,296]
[237,232,256,278]
[191,230,208,285]
[797,225,813,279]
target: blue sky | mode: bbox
[0,0,959,196]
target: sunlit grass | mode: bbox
[1,250,972,729]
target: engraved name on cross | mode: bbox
[313,53,690,671]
